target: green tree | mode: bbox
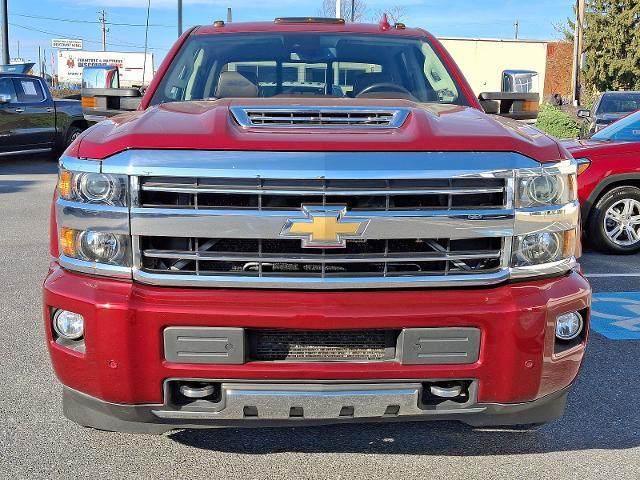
[584,0,640,91]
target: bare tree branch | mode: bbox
[372,6,407,24]
[319,0,369,22]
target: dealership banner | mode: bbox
[57,50,154,86]
[52,38,83,50]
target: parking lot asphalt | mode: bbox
[1,156,638,479]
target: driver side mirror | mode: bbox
[0,93,11,104]
[577,109,591,119]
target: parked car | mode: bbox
[578,91,640,135]
[46,17,589,434]
[0,73,88,157]
[563,110,640,253]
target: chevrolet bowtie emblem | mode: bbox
[281,205,370,248]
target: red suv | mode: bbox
[563,110,640,254]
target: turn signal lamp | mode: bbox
[60,227,77,258]
[522,100,539,113]
[58,170,73,199]
[81,96,97,108]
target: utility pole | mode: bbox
[571,0,585,105]
[99,10,108,52]
[335,0,342,19]
[177,0,182,36]
[1,0,9,65]
[38,46,41,77]
[227,7,232,23]
[514,20,519,39]
[350,0,355,21]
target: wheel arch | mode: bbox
[582,174,640,224]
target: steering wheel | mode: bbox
[356,83,412,97]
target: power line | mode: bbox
[10,12,173,28]
[8,22,165,50]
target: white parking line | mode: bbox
[585,273,640,278]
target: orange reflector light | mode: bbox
[60,228,77,257]
[563,229,578,258]
[522,100,539,113]
[81,96,97,108]
[577,160,591,175]
[58,170,73,199]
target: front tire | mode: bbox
[588,186,640,254]
[65,126,84,148]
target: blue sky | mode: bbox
[8,0,574,71]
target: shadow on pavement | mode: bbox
[168,334,639,455]
[0,180,36,194]
[0,155,58,176]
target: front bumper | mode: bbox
[63,382,571,434]
[44,264,591,431]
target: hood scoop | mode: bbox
[230,105,409,129]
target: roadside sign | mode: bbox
[591,292,640,340]
[57,50,153,87]
[52,38,83,50]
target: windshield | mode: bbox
[592,110,640,142]
[596,93,640,115]
[150,32,465,106]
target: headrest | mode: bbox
[215,71,258,98]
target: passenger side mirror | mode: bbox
[577,109,591,119]
[478,92,539,120]
[0,93,11,104]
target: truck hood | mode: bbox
[76,98,563,162]
[561,138,638,157]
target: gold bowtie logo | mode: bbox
[281,205,370,248]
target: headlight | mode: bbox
[517,173,575,207]
[60,227,131,266]
[511,229,577,268]
[58,170,128,206]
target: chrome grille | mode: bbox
[139,177,507,211]
[230,106,409,128]
[249,330,397,361]
[139,237,503,278]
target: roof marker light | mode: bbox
[380,13,391,31]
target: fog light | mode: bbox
[53,310,84,340]
[556,311,583,341]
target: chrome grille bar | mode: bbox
[142,250,502,263]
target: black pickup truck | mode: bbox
[0,73,88,157]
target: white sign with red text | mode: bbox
[57,50,154,87]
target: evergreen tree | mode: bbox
[584,0,640,91]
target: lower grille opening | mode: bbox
[249,329,399,362]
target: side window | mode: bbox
[0,78,18,103]
[14,78,45,103]
[421,43,459,103]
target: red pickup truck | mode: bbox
[44,18,591,434]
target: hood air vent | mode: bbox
[230,106,410,128]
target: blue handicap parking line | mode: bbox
[591,292,640,340]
